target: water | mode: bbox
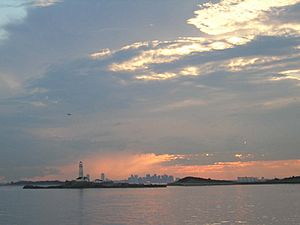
[0,184,299,225]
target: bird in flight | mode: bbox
[67,113,72,116]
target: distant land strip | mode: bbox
[2,175,295,189]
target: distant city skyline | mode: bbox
[127,174,175,184]
[0,0,300,181]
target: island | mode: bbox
[170,176,300,186]
[23,180,167,189]
[169,177,234,186]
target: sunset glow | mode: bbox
[28,153,300,181]
[1,1,300,224]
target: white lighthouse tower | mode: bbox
[79,161,84,178]
[76,161,90,182]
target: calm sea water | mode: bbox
[0,184,299,225]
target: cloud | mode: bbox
[0,0,62,42]
[105,38,238,80]
[271,69,300,81]
[33,0,61,7]
[136,72,177,81]
[0,73,23,98]
[90,48,112,59]
[259,96,300,109]
[85,1,300,81]
[29,101,48,107]
[0,166,61,181]
[0,1,27,41]
[226,56,284,72]
[153,99,207,112]
[188,0,300,40]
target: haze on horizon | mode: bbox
[0,0,300,182]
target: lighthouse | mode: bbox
[76,161,90,182]
[79,161,84,178]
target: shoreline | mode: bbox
[23,182,167,189]
[22,181,300,189]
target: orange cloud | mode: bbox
[85,153,177,179]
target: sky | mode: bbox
[0,0,300,182]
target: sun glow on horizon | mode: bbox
[24,153,300,182]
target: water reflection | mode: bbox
[77,189,84,225]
